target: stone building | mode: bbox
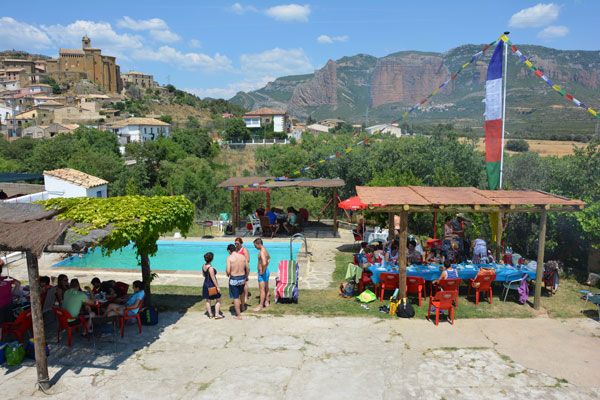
[45,36,122,93]
[121,71,155,88]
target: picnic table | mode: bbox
[367,263,537,285]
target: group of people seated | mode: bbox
[357,238,425,268]
[0,259,145,337]
[255,204,308,237]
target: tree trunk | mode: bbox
[140,253,152,306]
[26,251,51,391]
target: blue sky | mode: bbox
[1,1,598,99]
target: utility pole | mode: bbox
[10,93,16,138]
[365,107,369,127]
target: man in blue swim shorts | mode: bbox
[226,244,249,320]
[253,238,271,312]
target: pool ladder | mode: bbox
[290,233,308,261]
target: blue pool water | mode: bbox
[53,241,302,273]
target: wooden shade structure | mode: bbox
[218,177,345,235]
[0,203,114,391]
[356,186,586,309]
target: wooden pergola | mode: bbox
[356,186,586,309]
[217,177,345,236]
[0,203,113,391]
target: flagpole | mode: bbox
[499,32,509,189]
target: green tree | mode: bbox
[158,114,173,124]
[506,139,530,152]
[44,196,194,304]
[223,118,251,141]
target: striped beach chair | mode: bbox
[275,260,299,303]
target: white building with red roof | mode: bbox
[243,107,290,133]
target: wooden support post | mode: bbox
[26,251,51,391]
[231,190,236,235]
[495,212,503,261]
[433,212,437,239]
[266,189,271,212]
[534,210,548,310]
[333,187,339,236]
[398,211,408,299]
[388,213,395,241]
[235,186,240,230]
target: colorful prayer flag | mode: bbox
[484,41,504,190]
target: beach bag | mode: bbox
[339,281,355,298]
[356,289,376,303]
[396,298,415,318]
[25,338,49,360]
[208,286,218,297]
[5,343,25,367]
[140,307,159,326]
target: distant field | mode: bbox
[468,138,586,157]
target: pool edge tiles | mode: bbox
[52,240,303,273]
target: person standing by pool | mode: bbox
[235,237,251,304]
[226,244,249,320]
[252,238,271,312]
[202,252,222,319]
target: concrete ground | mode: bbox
[3,228,600,398]
[1,313,599,399]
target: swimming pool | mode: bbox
[52,241,302,273]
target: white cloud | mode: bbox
[184,76,274,99]
[0,17,52,49]
[116,16,167,31]
[509,3,560,28]
[317,34,349,44]
[230,2,258,14]
[42,20,144,60]
[133,45,232,72]
[240,47,313,76]
[265,4,311,22]
[317,35,333,44]
[537,25,569,39]
[189,39,202,48]
[149,29,181,43]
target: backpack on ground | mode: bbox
[140,306,159,325]
[396,298,415,318]
[338,280,355,298]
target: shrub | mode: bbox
[506,139,530,152]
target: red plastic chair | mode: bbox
[406,276,426,307]
[467,273,496,305]
[434,278,462,307]
[120,307,142,338]
[114,282,129,298]
[378,273,399,303]
[428,292,455,326]
[1,308,32,343]
[52,306,89,347]
[542,271,555,295]
[424,239,442,262]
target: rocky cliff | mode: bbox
[370,54,450,107]
[289,59,338,107]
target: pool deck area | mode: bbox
[4,228,354,290]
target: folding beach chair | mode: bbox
[274,260,299,303]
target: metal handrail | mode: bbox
[290,233,308,261]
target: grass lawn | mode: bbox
[151,250,598,321]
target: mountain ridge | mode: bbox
[230,43,600,137]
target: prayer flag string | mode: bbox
[504,37,599,119]
[225,40,499,190]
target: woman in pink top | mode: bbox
[0,261,21,325]
[235,237,251,304]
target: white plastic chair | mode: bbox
[501,272,527,302]
[217,213,231,232]
[248,214,261,235]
